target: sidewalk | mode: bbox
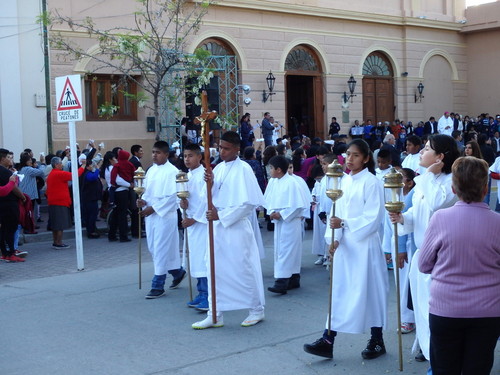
[1,224,498,375]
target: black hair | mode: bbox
[406,134,422,147]
[112,147,122,158]
[0,148,9,161]
[477,133,488,145]
[347,139,375,174]
[316,146,329,156]
[243,146,255,160]
[428,134,460,174]
[322,153,336,164]
[131,144,142,155]
[19,152,32,168]
[401,168,416,182]
[220,131,240,146]
[292,147,304,172]
[377,149,391,161]
[268,155,289,173]
[310,163,324,180]
[276,144,286,155]
[263,146,277,166]
[184,143,202,154]
[451,130,461,140]
[153,141,170,153]
[100,151,116,178]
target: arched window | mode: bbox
[363,52,393,77]
[199,39,233,56]
[285,46,319,72]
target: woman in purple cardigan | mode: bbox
[419,156,500,375]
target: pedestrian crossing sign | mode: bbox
[55,75,83,123]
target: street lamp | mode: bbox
[415,82,424,103]
[343,75,357,103]
[262,71,276,103]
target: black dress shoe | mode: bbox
[288,274,300,289]
[361,338,386,359]
[145,289,165,299]
[108,237,118,242]
[303,338,333,359]
[88,233,100,239]
[169,269,186,289]
[119,238,131,242]
[415,349,427,362]
[268,278,289,294]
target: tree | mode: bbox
[46,0,213,138]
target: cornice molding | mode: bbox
[211,0,463,31]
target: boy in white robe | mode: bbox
[264,156,310,294]
[192,131,266,329]
[180,144,209,310]
[137,141,186,299]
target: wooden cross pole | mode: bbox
[194,91,218,324]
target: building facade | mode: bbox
[2,0,499,157]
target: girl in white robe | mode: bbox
[303,139,389,360]
[390,135,459,362]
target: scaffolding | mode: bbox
[158,55,238,144]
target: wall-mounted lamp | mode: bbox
[343,75,357,103]
[414,82,424,103]
[262,71,276,103]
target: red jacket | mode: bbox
[46,169,72,207]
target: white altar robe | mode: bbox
[398,171,457,358]
[203,157,266,312]
[325,168,389,334]
[184,165,208,278]
[264,173,310,278]
[143,161,180,275]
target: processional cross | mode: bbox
[193,91,218,324]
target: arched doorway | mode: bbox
[285,45,324,138]
[362,52,394,124]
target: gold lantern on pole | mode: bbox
[383,167,405,372]
[325,159,344,336]
[133,167,146,289]
[176,171,193,300]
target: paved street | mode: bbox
[1,219,498,375]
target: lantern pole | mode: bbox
[384,168,405,372]
[176,171,193,301]
[133,167,146,289]
[325,160,344,336]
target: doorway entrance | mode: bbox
[362,52,394,124]
[284,45,324,138]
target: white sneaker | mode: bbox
[241,312,265,327]
[192,314,224,330]
[314,256,324,265]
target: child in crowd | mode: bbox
[375,149,392,181]
[180,144,209,311]
[264,156,310,294]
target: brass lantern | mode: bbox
[176,171,190,200]
[383,168,405,213]
[133,167,146,198]
[325,159,344,203]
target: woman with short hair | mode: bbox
[419,157,500,375]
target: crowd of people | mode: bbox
[0,142,147,261]
[1,110,499,374]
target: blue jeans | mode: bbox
[151,267,184,290]
[197,277,208,298]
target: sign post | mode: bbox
[55,75,84,271]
